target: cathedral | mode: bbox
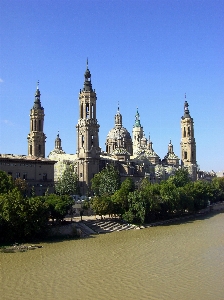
[47,62,197,195]
[2,62,219,197]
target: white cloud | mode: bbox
[1,119,14,126]
[0,78,3,83]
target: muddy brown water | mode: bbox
[1,212,224,300]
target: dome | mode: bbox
[107,126,131,140]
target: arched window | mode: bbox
[86,103,89,118]
[188,126,191,136]
[81,103,83,118]
[91,104,94,118]
[183,127,186,137]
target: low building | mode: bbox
[0,154,56,196]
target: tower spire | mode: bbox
[83,60,92,92]
[28,82,46,157]
[134,107,141,127]
[180,97,197,179]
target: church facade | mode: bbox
[48,62,198,195]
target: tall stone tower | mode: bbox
[132,108,143,154]
[76,61,100,195]
[27,82,46,157]
[180,98,197,179]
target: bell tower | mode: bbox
[27,82,46,157]
[76,60,100,195]
[180,97,197,179]
[132,108,143,154]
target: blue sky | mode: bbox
[0,0,223,172]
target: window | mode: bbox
[188,127,191,136]
[16,172,20,178]
[184,152,187,159]
[80,173,83,178]
[183,127,186,137]
[86,103,89,118]
[81,103,83,118]
[43,173,47,181]
[23,173,27,180]
[91,103,94,118]
[91,135,94,146]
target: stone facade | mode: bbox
[0,154,55,196]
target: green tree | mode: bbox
[177,184,194,213]
[0,188,49,241]
[160,180,180,215]
[55,166,79,196]
[0,170,13,194]
[45,194,73,223]
[91,165,120,196]
[212,177,224,202]
[189,180,214,211]
[168,168,190,187]
[90,195,113,219]
[123,191,146,225]
[139,179,161,222]
[111,178,135,217]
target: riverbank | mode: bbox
[69,201,224,236]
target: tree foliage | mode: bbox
[123,191,146,225]
[14,178,28,196]
[55,167,79,196]
[91,165,121,196]
[0,170,13,194]
[111,178,135,216]
[45,194,73,223]
[90,195,113,218]
[0,188,49,241]
[167,168,191,187]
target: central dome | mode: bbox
[107,127,131,140]
[106,107,133,155]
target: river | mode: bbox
[1,212,224,300]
